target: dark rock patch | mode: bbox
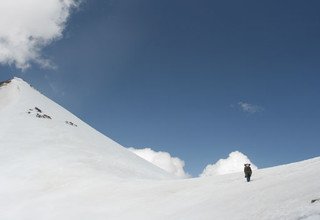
[0,79,12,87]
[65,121,78,127]
[35,107,42,113]
[28,107,52,120]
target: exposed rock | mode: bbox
[0,79,12,87]
[65,121,77,127]
[35,107,42,113]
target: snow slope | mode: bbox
[0,78,319,220]
[0,78,175,180]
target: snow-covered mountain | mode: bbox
[0,78,319,220]
[0,78,174,180]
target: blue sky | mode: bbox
[1,0,320,176]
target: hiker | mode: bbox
[244,164,252,182]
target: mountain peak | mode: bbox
[1,77,27,86]
[0,78,12,87]
[0,77,174,181]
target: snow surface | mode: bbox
[0,78,320,220]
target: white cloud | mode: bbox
[238,101,263,114]
[0,0,81,70]
[128,148,190,178]
[200,151,257,177]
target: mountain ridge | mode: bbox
[0,77,174,180]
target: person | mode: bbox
[244,164,252,182]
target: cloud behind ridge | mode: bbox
[128,147,190,178]
[200,151,257,177]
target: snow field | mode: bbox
[0,78,319,220]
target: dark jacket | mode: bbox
[244,166,252,177]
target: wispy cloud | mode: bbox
[0,0,82,70]
[238,101,264,114]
